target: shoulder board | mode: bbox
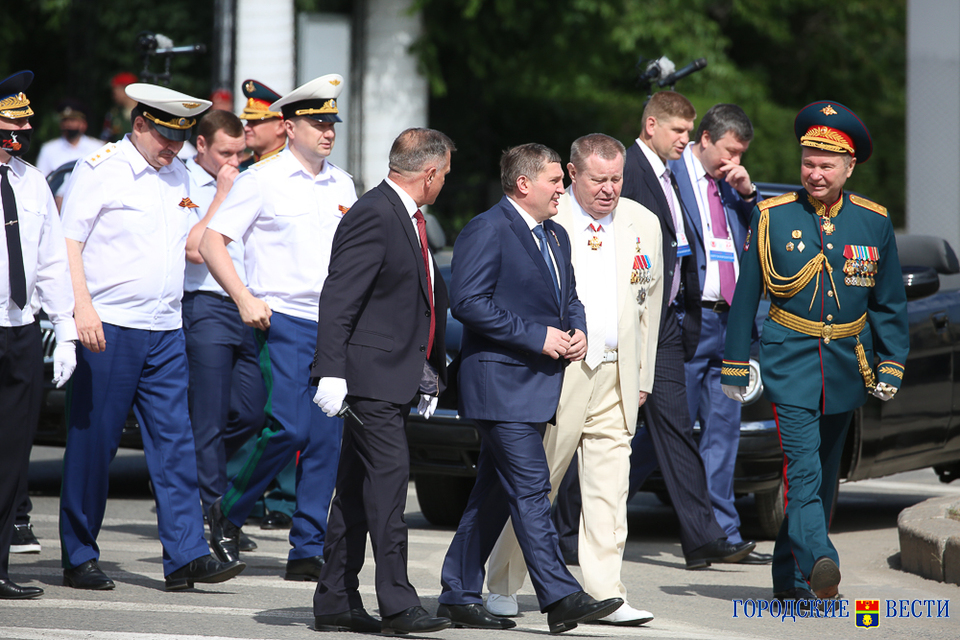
[251,153,282,170]
[327,161,353,179]
[83,143,119,167]
[758,192,799,211]
[849,194,887,217]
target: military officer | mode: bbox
[721,101,909,602]
[59,83,245,591]
[238,79,285,171]
[199,74,357,582]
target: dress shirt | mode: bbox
[637,138,687,303]
[207,149,358,321]
[570,196,617,350]
[183,158,247,294]
[60,135,190,331]
[0,158,77,343]
[680,145,739,302]
[506,196,560,286]
[384,177,434,304]
[36,135,105,177]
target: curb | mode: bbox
[897,495,960,585]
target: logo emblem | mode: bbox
[821,105,838,116]
[182,102,201,109]
[855,600,880,628]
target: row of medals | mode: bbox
[843,259,877,287]
[631,239,650,303]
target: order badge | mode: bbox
[708,237,736,262]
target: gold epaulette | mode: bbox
[758,192,799,211]
[84,143,118,167]
[252,153,282,170]
[849,194,887,217]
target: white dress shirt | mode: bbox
[207,149,358,321]
[506,196,560,286]
[36,135,105,176]
[60,135,192,331]
[570,196,617,350]
[385,177,434,304]
[0,158,77,343]
[183,158,247,294]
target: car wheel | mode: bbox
[754,477,785,540]
[414,473,474,527]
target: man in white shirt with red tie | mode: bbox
[668,104,770,564]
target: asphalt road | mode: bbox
[3,446,959,639]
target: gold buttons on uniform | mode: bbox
[827,290,834,298]
[827,314,834,321]
[827,243,834,250]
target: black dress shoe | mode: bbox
[238,529,258,552]
[773,587,819,614]
[437,603,517,629]
[315,607,381,633]
[737,550,774,564]
[684,538,756,569]
[0,579,43,599]
[209,498,241,563]
[285,555,324,581]
[165,554,246,591]
[380,605,451,634]
[63,559,116,590]
[546,591,623,634]
[809,556,841,599]
[261,510,293,530]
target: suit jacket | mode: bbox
[554,192,663,434]
[451,196,586,423]
[669,147,753,296]
[312,181,448,405]
[622,140,702,359]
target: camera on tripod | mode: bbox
[136,31,207,85]
[636,55,708,93]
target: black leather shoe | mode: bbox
[437,603,517,629]
[737,550,773,564]
[63,559,115,590]
[547,591,623,634]
[315,607,381,632]
[285,555,324,581]
[238,529,258,552]
[810,556,841,599]
[773,587,819,614]
[165,554,246,591]
[209,498,241,563]
[0,579,43,599]
[381,606,451,634]
[684,538,755,569]
[261,510,293,530]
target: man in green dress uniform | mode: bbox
[720,101,909,602]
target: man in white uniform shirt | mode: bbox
[485,134,661,625]
[58,84,245,591]
[35,100,103,176]
[199,74,357,582]
[181,110,266,546]
[0,71,77,600]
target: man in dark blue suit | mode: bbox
[437,143,622,634]
[667,104,769,564]
[622,91,755,569]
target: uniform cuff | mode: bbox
[53,319,79,344]
[876,360,904,389]
[721,360,751,386]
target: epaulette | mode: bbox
[328,161,353,180]
[83,143,118,167]
[849,194,887,217]
[758,192,798,211]
[251,153,282,170]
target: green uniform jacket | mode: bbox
[721,190,909,414]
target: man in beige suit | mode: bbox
[484,133,663,626]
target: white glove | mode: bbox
[52,341,77,388]
[417,394,439,420]
[722,384,746,403]
[313,377,348,417]
[871,382,898,401]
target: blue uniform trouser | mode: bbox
[684,309,744,543]
[221,311,342,560]
[438,420,581,612]
[60,324,210,576]
[770,404,851,592]
[182,291,266,518]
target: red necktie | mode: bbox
[707,178,736,305]
[413,209,435,358]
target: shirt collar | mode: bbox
[506,196,541,232]
[385,177,419,217]
[637,138,667,179]
[120,134,177,177]
[570,189,613,232]
[0,157,26,178]
[186,157,215,188]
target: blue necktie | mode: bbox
[533,225,560,303]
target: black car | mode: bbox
[406,186,960,538]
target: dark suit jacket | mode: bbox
[669,151,753,296]
[622,140,702,360]
[450,196,586,423]
[312,181,448,405]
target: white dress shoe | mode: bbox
[485,593,519,617]
[593,602,654,626]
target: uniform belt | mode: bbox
[185,289,235,304]
[768,305,866,344]
[701,299,730,313]
[602,350,618,363]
